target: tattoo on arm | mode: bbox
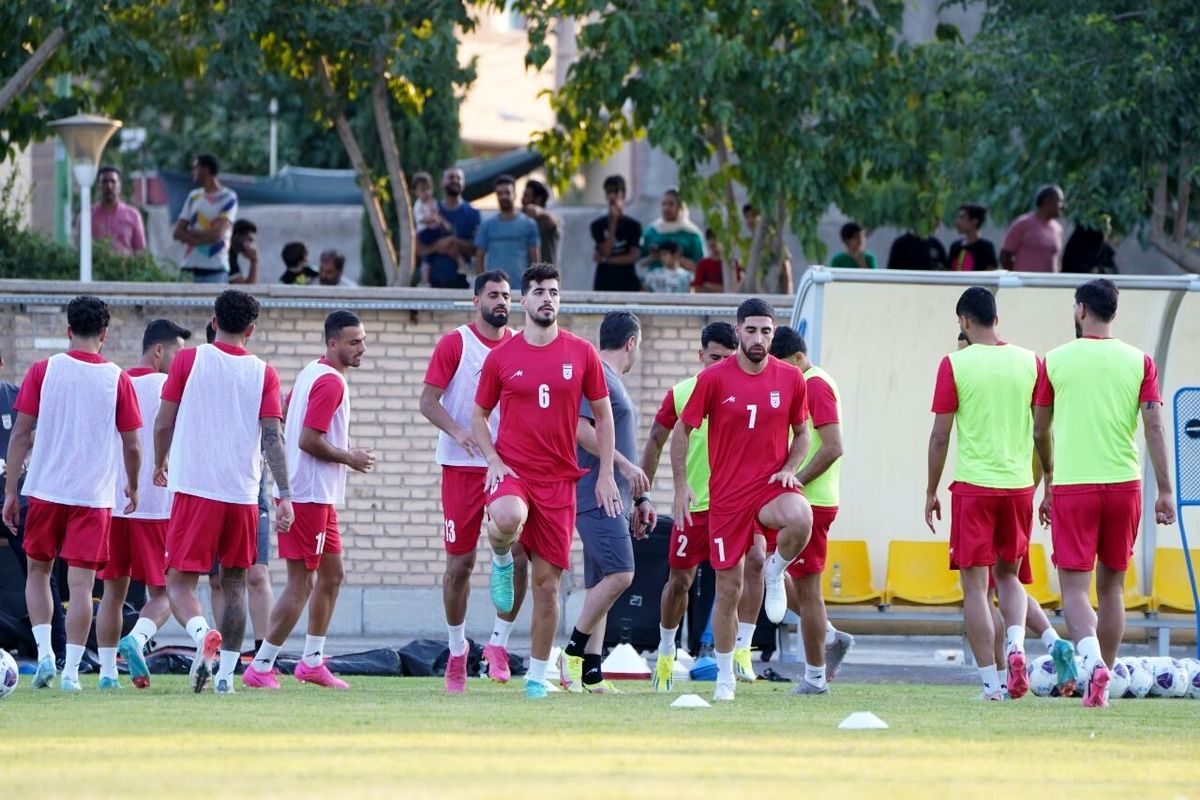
[261,418,290,495]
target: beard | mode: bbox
[498,199,514,213]
[532,309,556,328]
[482,308,508,328]
[444,184,461,198]
[741,342,767,363]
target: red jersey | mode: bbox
[654,388,678,429]
[475,329,607,480]
[423,323,513,390]
[14,351,142,431]
[806,375,839,427]
[162,341,282,419]
[680,355,807,512]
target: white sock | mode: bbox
[62,644,85,682]
[447,624,467,657]
[804,662,827,689]
[185,616,210,647]
[32,623,53,662]
[490,617,514,648]
[765,552,788,581]
[658,625,678,656]
[979,664,1000,695]
[998,668,1008,686]
[716,650,734,685]
[492,549,513,568]
[216,649,240,682]
[1005,625,1026,655]
[527,657,548,684]
[1040,628,1061,653]
[99,647,118,680]
[252,641,282,673]
[1077,635,1104,672]
[735,622,756,650]
[303,635,326,667]
[130,617,158,649]
[824,622,837,646]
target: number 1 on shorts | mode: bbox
[714,537,725,563]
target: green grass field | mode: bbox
[3,676,1199,799]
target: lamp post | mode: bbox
[268,97,279,176]
[48,113,122,282]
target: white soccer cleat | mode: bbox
[763,573,787,624]
[713,680,736,702]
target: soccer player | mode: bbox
[2,295,143,691]
[560,311,653,693]
[642,322,736,692]
[244,311,372,690]
[768,326,855,694]
[1034,278,1175,707]
[95,319,192,690]
[420,271,530,693]
[154,289,293,694]
[676,298,813,701]
[925,287,1039,701]
[472,264,620,700]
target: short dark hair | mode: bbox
[67,295,110,338]
[324,310,362,342]
[205,322,216,344]
[412,171,432,188]
[658,241,680,256]
[282,242,308,268]
[705,227,716,240]
[1075,278,1119,322]
[233,219,257,237]
[1034,184,1062,208]
[599,311,640,351]
[320,249,345,272]
[474,270,510,295]
[524,179,550,206]
[701,321,737,350]
[195,153,220,176]
[142,319,192,353]
[958,203,987,226]
[736,297,775,323]
[663,187,681,201]
[521,263,560,294]
[840,221,864,242]
[955,286,997,327]
[602,175,626,195]
[97,165,120,179]
[214,289,260,335]
[494,174,516,191]
[742,203,755,216]
[769,325,807,359]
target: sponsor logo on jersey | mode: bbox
[511,370,524,379]
[722,395,736,404]
[562,363,573,380]
[770,390,780,408]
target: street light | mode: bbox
[48,113,122,282]
[268,97,279,176]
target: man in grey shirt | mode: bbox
[558,311,657,693]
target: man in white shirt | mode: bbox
[173,153,238,284]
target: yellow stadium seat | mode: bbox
[883,541,964,606]
[1151,548,1200,613]
[1025,543,1061,608]
[1086,558,1151,610]
[821,540,883,605]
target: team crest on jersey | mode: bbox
[769,390,781,409]
[562,363,573,380]
[1,414,9,430]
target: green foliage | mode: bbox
[0,208,173,282]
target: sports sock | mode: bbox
[716,650,734,685]
[1005,625,1026,655]
[565,627,589,658]
[658,625,678,656]
[447,624,467,657]
[824,622,837,646]
[583,654,603,685]
[804,662,827,689]
[998,668,1008,686]
[979,664,1000,695]
[1077,635,1103,672]
[492,549,514,569]
[215,649,240,683]
[98,647,118,680]
[490,617,514,648]
[185,616,210,647]
[526,657,548,684]
[252,641,282,673]
[764,552,788,582]
[130,617,157,649]
[1041,628,1061,653]
[254,639,264,653]
[62,644,85,682]
[302,635,326,667]
[735,622,756,650]
[32,624,53,662]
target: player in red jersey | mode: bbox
[472,264,620,700]
[675,298,813,701]
[3,295,143,692]
[420,271,529,693]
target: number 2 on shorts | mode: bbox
[675,534,688,558]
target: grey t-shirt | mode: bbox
[576,362,637,513]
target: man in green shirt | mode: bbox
[829,222,879,269]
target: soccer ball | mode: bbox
[1108,660,1131,699]
[1027,654,1060,697]
[1180,659,1200,700]
[0,649,17,699]
[1147,656,1188,698]
[1123,657,1153,698]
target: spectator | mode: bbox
[475,174,540,288]
[590,175,643,291]
[228,219,259,284]
[88,166,146,256]
[1000,185,1065,272]
[279,241,318,285]
[947,204,998,271]
[742,203,792,293]
[693,228,742,293]
[643,241,692,293]
[173,153,238,283]
[830,222,878,269]
[522,179,560,266]
[887,220,948,270]
[413,171,455,287]
[318,249,357,286]
[421,167,480,289]
[641,188,705,271]
[1062,219,1118,274]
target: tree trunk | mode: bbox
[711,128,740,293]
[742,216,766,293]
[372,72,415,286]
[764,195,793,294]
[1174,150,1192,243]
[0,26,65,114]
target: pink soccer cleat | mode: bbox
[241,665,281,690]
[1006,650,1029,699]
[445,648,468,694]
[294,659,349,690]
[482,644,511,683]
[1083,663,1110,708]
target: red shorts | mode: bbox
[786,505,838,578]
[488,474,575,570]
[165,493,257,573]
[98,518,168,586]
[949,484,1033,570]
[986,557,1034,588]
[1050,481,1141,572]
[442,466,488,556]
[22,498,111,570]
[278,502,341,570]
[669,511,710,570]
[708,484,804,571]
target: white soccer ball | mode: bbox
[1180,659,1200,699]
[1123,657,1153,698]
[1027,654,1059,697]
[1108,659,1131,699]
[1147,656,1188,698]
[0,649,17,699]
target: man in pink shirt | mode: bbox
[89,167,146,256]
[1000,185,1064,272]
